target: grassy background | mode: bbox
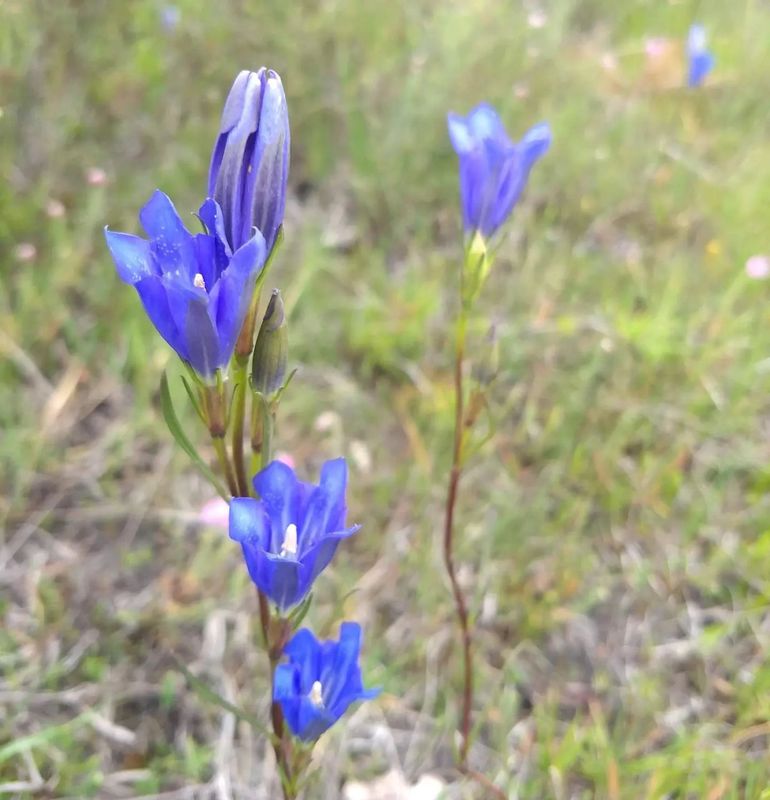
[3,0,770,797]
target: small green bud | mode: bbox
[462,231,492,307]
[251,289,288,395]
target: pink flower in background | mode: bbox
[14,243,37,262]
[644,37,668,59]
[275,451,295,469]
[86,167,108,186]
[199,497,229,528]
[746,255,770,280]
[527,9,547,29]
[46,199,66,218]
[600,53,618,72]
[197,451,296,529]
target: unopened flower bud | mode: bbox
[208,69,290,254]
[251,289,288,395]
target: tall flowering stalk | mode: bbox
[444,103,550,790]
[105,68,377,800]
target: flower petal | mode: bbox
[229,497,267,544]
[133,275,189,362]
[519,122,552,171]
[210,230,267,362]
[104,229,155,284]
[283,628,322,692]
[239,71,290,251]
[299,458,349,545]
[300,524,361,586]
[163,281,221,377]
[252,460,306,548]
[139,190,196,278]
[467,103,509,145]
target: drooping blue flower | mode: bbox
[274,622,380,741]
[447,104,551,239]
[208,69,290,255]
[105,190,266,378]
[686,24,714,88]
[229,458,359,610]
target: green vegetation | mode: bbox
[2,0,770,797]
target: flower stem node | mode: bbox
[251,289,288,396]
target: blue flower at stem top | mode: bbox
[447,104,551,239]
[105,190,267,378]
[274,622,380,741]
[229,459,360,610]
[686,24,714,88]
[208,68,290,255]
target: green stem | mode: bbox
[231,362,250,497]
[211,436,237,498]
[249,399,292,797]
[443,307,475,768]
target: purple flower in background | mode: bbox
[274,623,380,741]
[208,69,290,255]
[229,459,359,610]
[105,190,266,377]
[160,5,181,32]
[447,104,551,238]
[687,24,714,88]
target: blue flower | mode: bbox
[447,104,551,239]
[229,459,359,610]
[105,190,266,378]
[686,24,714,88]
[208,69,290,255]
[274,622,380,741]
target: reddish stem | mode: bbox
[443,316,475,768]
[257,587,294,799]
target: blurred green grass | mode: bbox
[3,0,770,797]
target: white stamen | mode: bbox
[309,680,324,707]
[193,272,206,290]
[279,523,298,557]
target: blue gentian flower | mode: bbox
[447,104,551,239]
[105,190,266,378]
[208,69,290,255]
[229,458,359,610]
[686,24,714,88]
[274,622,380,741]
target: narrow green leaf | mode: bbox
[171,655,272,739]
[288,592,313,630]
[180,374,206,425]
[0,714,88,765]
[159,372,229,501]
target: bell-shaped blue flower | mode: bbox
[105,190,267,378]
[229,458,359,610]
[447,104,551,239]
[274,622,380,742]
[686,24,714,88]
[208,68,290,255]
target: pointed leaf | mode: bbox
[171,655,273,739]
[160,372,229,500]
